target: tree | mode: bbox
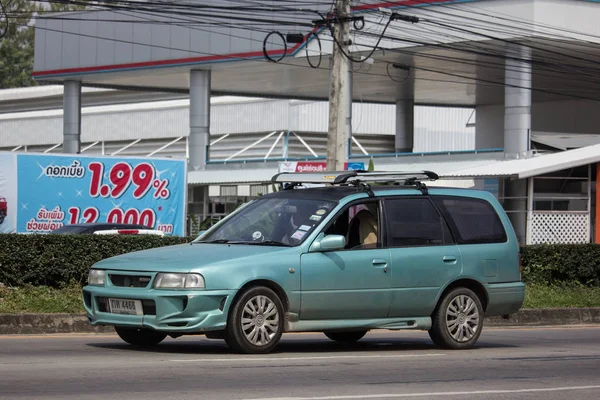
[0,0,39,88]
[0,0,87,89]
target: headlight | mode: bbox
[88,269,105,286]
[153,273,205,290]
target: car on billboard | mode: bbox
[52,223,163,235]
[0,196,7,225]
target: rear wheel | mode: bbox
[114,326,167,347]
[324,331,367,343]
[0,211,5,225]
[429,287,483,350]
[225,286,284,354]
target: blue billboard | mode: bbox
[0,152,187,235]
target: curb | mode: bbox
[1,308,599,335]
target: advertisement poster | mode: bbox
[278,161,365,173]
[0,152,187,236]
[0,153,17,233]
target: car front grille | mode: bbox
[109,274,152,288]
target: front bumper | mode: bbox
[82,284,236,333]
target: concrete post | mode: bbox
[346,61,353,158]
[326,0,351,171]
[189,70,211,171]
[504,45,532,243]
[63,81,82,154]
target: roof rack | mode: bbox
[271,170,439,195]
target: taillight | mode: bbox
[117,229,139,235]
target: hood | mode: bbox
[93,243,295,273]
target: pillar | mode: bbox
[395,99,414,152]
[395,66,415,152]
[504,45,532,157]
[63,81,81,154]
[189,70,211,171]
[504,45,532,243]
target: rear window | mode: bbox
[433,196,507,244]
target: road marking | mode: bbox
[243,385,600,400]
[170,353,446,363]
[0,333,116,339]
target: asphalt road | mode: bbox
[1,326,599,400]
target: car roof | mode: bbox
[263,184,483,202]
[263,186,364,202]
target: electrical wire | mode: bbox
[305,31,322,69]
[14,0,600,102]
[263,31,286,63]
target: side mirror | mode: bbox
[310,234,346,252]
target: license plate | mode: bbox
[107,298,143,316]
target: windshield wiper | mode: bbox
[243,240,292,247]
[193,239,231,244]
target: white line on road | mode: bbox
[170,353,446,363]
[243,385,600,400]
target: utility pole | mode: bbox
[326,0,351,171]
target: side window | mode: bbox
[433,196,507,244]
[324,201,381,250]
[384,198,453,247]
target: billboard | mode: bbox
[278,161,365,173]
[0,152,187,236]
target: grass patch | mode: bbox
[0,284,83,314]
[1,284,600,314]
[523,284,600,309]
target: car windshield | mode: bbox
[196,197,336,246]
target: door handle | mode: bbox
[443,256,458,263]
[372,259,388,273]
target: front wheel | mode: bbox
[114,326,167,347]
[429,287,483,350]
[225,286,284,354]
[324,331,367,343]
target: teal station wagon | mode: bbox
[83,171,525,353]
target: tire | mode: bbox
[324,331,367,343]
[429,287,483,350]
[0,211,5,225]
[114,326,167,347]
[225,286,284,354]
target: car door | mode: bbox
[384,196,463,318]
[299,199,391,320]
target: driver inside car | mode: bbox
[346,208,378,249]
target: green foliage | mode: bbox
[2,235,600,289]
[0,234,191,287]
[0,0,88,89]
[367,158,375,172]
[520,244,600,286]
